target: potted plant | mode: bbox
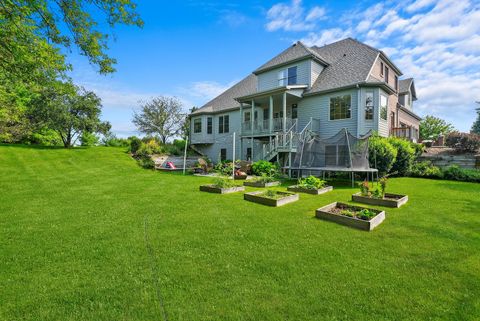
[352,177,408,208]
[244,189,299,207]
[199,177,245,194]
[315,202,385,231]
[243,174,281,187]
[287,175,333,195]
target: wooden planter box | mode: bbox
[287,185,333,195]
[243,181,280,188]
[244,191,299,207]
[315,202,385,231]
[352,192,408,208]
[199,185,245,194]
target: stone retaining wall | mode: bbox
[418,154,480,169]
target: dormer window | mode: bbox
[278,66,298,86]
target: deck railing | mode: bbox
[241,118,297,135]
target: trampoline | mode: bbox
[288,128,378,187]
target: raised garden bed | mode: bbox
[315,202,385,231]
[244,190,299,207]
[352,192,408,208]
[287,185,333,195]
[199,185,245,194]
[243,180,280,188]
[234,174,248,180]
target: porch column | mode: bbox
[240,102,244,159]
[269,95,273,134]
[282,91,287,132]
[251,100,255,160]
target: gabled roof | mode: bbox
[191,74,256,115]
[305,38,380,94]
[191,38,411,115]
[399,78,417,100]
[253,41,328,74]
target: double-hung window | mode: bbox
[365,92,374,120]
[380,95,388,121]
[207,117,213,134]
[329,95,351,120]
[193,118,202,133]
[218,115,229,134]
[278,66,298,86]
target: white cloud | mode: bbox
[306,6,326,21]
[293,0,480,131]
[219,10,248,28]
[265,0,326,32]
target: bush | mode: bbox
[136,155,155,169]
[442,165,480,183]
[80,132,99,146]
[129,136,142,154]
[214,161,234,176]
[409,161,443,178]
[388,137,416,176]
[27,128,62,146]
[103,135,130,147]
[298,175,326,189]
[136,140,162,157]
[251,160,278,176]
[445,132,480,153]
[368,135,397,175]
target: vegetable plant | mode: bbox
[298,176,327,189]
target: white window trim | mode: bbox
[328,94,352,121]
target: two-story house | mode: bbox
[189,38,421,164]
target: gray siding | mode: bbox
[257,59,310,92]
[297,89,358,138]
[310,60,324,85]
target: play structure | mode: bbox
[290,128,378,186]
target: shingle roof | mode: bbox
[307,38,380,94]
[191,38,410,115]
[253,41,328,74]
[399,78,413,93]
[191,74,256,115]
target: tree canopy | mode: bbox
[133,96,185,144]
[471,102,480,135]
[419,115,455,140]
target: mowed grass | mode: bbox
[0,145,479,321]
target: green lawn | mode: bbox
[1,145,479,321]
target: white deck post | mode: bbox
[282,92,287,132]
[269,95,273,134]
[240,102,244,160]
[251,100,255,160]
[183,136,188,175]
[232,132,236,179]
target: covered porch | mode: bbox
[236,86,306,137]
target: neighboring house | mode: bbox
[189,38,421,165]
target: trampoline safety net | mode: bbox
[292,128,372,171]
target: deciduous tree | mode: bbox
[419,115,454,140]
[133,96,185,144]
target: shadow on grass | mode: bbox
[0,143,88,150]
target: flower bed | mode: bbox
[244,190,299,207]
[287,185,333,195]
[315,202,385,231]
[352,192,408,208]
[243,180,280,187]
[199,185,245,194]
[288,175,331,194]
[200,177,245,194]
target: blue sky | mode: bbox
[69,0,480,136]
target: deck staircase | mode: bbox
[261,118,320,162]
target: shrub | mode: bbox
[103,135,130,147]
[212,177,237,188]
[442,165,480,183]
[136,140,161,157]
[388,137,416,175]
[251,160,278,176]
[214,161,234,176]
[368,135,397,175]
[409,161,443,178]
[129,136,142,154]
[27,128,62,146]
[80,132,99,146]
[136,155,155,169]
[445,132,480,153]
[298,175,326,189]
